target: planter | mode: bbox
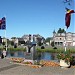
[60,59,70,68]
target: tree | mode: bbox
[38,42,43,46]
[57,28,66,33]
[11,41,14,46]
[2,42,5,46]
[7,39,11,45]
[51,41,54,47]
[37,37,42,46]
[11,37,16,39]
[45,37,51,43]
[19,41,25,44]
[63,0,73,5]
[62,29,66,33]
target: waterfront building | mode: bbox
[52,32,75,46]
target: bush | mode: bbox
[41,46,45,49]
[8,48,26,51]
[51,41,54,47]
[53,47,57,49]
[14,45,17,48]
[57,50,73,63]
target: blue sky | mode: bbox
[0,0,75,39]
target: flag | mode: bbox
[0,20,2,25]
[65,8,75,29]
[0,17,6,30]
[0,19,2,29]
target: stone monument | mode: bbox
[25,34,37,60]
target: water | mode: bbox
[0,50,57,60]
[7,51,25,58]
[41,52,56,60]
[4,50,75,61]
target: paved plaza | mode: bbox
[0,58,75,75]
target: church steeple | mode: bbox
[53,30,56,34]
[53,30,56,38]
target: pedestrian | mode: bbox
[1,53,4,59]
[2,49,7,58]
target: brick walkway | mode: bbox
[0,58,75,75]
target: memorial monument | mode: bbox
[25,34,37,60]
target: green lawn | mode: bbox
[0,46,75,53]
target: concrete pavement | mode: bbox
[0,58,75,75]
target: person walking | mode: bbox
[1,52,4,59]
[2,49,7,58]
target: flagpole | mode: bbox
[65,26,67,52]
[4,15,7,51]
[5,29,7,51]
[64,7,67,52]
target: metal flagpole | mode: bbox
[4,15,7,51]
[65,26,67,52]
[64,7,67,52]
[5,29,7,51]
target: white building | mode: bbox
[11,34,45,46]
[53,32,75,46]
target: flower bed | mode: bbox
[22,61,33,65]
[10,57,41,68]
[10,58,60,68]
[57,50,73,63]
[10,57,24,63]
[40,60,59,67]
[29,64,41,68]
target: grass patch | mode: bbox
[8,47,26,51]
[0,47,26,51]
[36,47,75,53]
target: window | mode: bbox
[60,38,61,40]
